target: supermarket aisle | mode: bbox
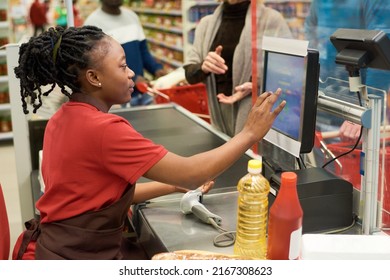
[0,141,23,259]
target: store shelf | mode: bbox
[182,1,218,58]
[0,2,12,141]
[0,103,10,111]
[189,1,220,6]
[147,38,183,52]
[265,0,311,2]
[130,1,312,69]
[142,23,182,35]
[132,7,182,16]
[0,131,12,140]
[0,75,8,83]
[265,0,312,39]
[152,54,183,68]
[0,21,9,29]
[129,0,217,71]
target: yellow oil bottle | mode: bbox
[233,159,270,259]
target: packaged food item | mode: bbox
[152,250,251,260]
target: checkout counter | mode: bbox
[29,103,356,259]
[113,104,355,258]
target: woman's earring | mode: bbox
[98,82,102,87]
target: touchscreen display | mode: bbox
[264,52,306,140]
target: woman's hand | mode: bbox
[201,45,227,75]
[198,180,214,194]
[241,88,286,143]
[217,82,252,104]
[339,121,361,142]
[175,180,215,194]
[133,180,215,204]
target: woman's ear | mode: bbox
[85,69,101,88]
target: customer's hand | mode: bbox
[339,121,361,142]
[241,88,286,143]
[217,82,252,104]
[201,45,227,75]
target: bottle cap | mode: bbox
[281,172,297,185]
[248,159,262,174]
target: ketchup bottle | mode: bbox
[267,172,303,260]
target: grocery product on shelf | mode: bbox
[265,0,312,39]
[128,0,218,71]
[0,0,12,140]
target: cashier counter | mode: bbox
[29,104,357,259]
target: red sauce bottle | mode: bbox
[267,172,303,260]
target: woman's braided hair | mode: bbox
[14,25,106,114]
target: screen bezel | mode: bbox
[262,49,320,156]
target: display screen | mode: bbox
[262,48,319,156]
[264,52,306,141]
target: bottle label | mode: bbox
[289,227,302,260]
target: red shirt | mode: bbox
[29,1,47,26]
[38,102,167,223]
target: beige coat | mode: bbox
[185,3,292,136]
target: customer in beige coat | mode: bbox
[184,0,292,137]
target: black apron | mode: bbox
[17,185,148,259]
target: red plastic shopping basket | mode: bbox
[155,83,210,122]
[326,140,390,219]
[326,140,389,191]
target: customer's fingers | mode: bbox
[203,59,227,74]
[215,45,223,56]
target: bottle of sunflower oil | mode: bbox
[233,158,270,259]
